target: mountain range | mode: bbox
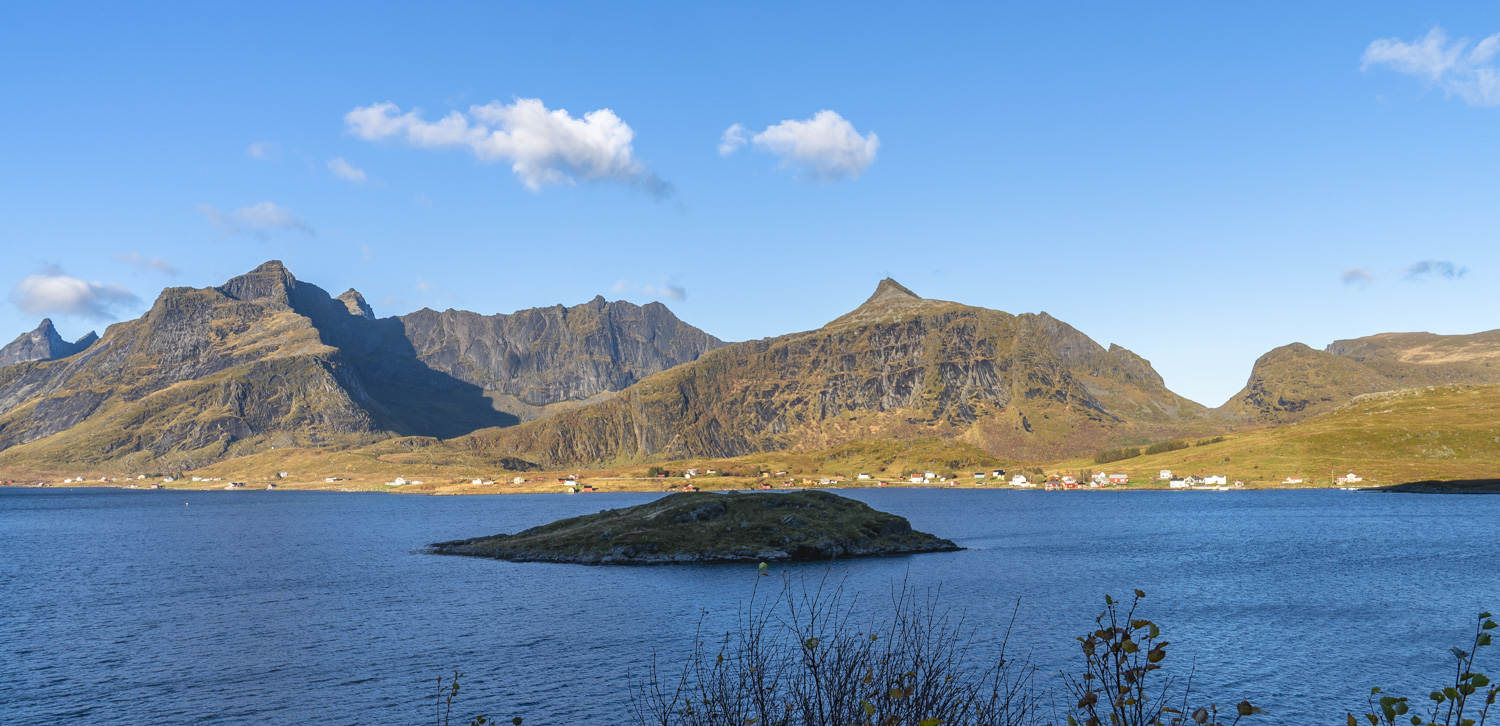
[1,261,1496,473]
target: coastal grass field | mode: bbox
[4,384,1496,495]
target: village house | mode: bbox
[1010,475,1032,487]
[683,483,698,492]
[973,472,986,479]
[1283,476,1304,484]
[1159,469,1173,480]
[581,485,595,492]
[1061,475,1076,485]
[1204,475,1228,486]
[857,473,871,480]
[1183,475,1204,487]
[1336,472,1364,485]
[909,475,924,484]
[1108,474,1129,485]
[512,476,525,485]
[924,471,936,480]
[1168,478,1189,489]
[684,468,699,477]
[992,470,1004,478]
[385,477,408,486]
[705,469,717,475]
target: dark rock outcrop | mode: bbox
[427,490,961,564]
[0,319,97,368]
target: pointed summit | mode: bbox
[825,278,953,329]
[861,278,921,306]
[0,319,98,368]
[337,289,375,319]
[218,260,297,303]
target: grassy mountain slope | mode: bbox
[1056,384,1500,485]
[0,261,722,470]
[1219,330,1500,423]
[442,279,1215,467]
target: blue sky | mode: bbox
[2,2,1497,406]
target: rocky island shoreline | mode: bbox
[426,490,961,564]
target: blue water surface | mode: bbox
[2,487,1497,725]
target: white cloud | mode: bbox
[718,124,747,156]
[1404,259,1469,280]
[1363,27,1500,106]
[197,202,313,238]
[724,110,879,180]
[612,279,686,301]
[113,251,178,275]
[246,141,279,160]
[10,270,139,320]
[345,98,671,197]
[328,157,367,184]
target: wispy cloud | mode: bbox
[718,124,747,156]
[9,268,139,320]
[612,279,686,301]
[1341,267,1375,286]
[197,202,313,238]
[328,157,367,184]
[1362,27,1500,106]
[1404,259,1470,280]
[246,141,279,160]
[721,110,879,180]
[113,251,177,275]
[345,98,671,198]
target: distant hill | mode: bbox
[1059,384,1500,486]
[1217,330,1500,423]
[448,278,1213,468]
[0,261,721,470]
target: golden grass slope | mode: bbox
[1054,384,1500,486]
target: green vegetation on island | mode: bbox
[426,490,960,564]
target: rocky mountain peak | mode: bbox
[825,278,949,329]
[0,318,99,368]
[218,260,297,303]
[336,289,375,319]
[863,278,920,305]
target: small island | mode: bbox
[426,490,961,564]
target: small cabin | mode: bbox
[1108,474,1129,485]
[1168,478,1188,489]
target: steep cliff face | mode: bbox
[396,296,723,410]
[0,319,97,368]
[454,280,1210,467]
[0,261,721,469]
[1217,330,1500,423]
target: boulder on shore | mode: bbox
[427,490,961,565]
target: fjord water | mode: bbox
[2,488,1496,724]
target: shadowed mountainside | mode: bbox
[0,261,721,470]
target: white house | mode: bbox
[1336,472,1364,485]
[1061,475,1076,485]
[1283,476,1304,484]
[1168,478,1188,489]
[512,476,525,485]
[992,470,1004,478]
[1091,472,1108,485]
[386,477,408,486]
[1010,475,1031,487]
[924,471,936,479]
[1159,470,1173,480]
[1204,475,1228,485]
[909,476,924,484]
[857,473,871,480]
